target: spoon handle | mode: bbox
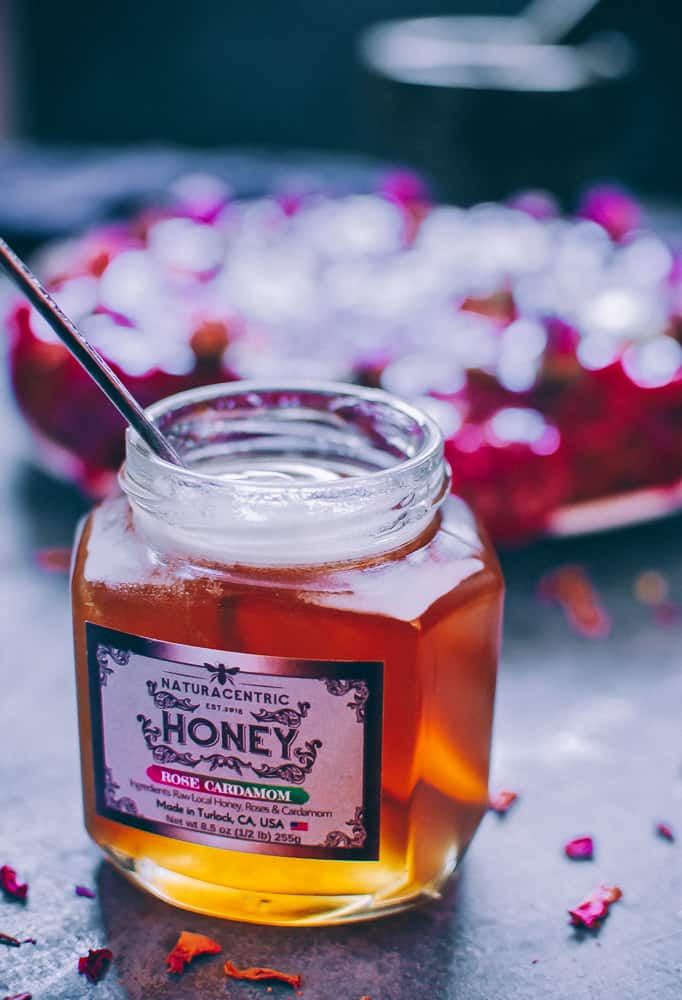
[0,237,184,467]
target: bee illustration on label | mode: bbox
[200,663,240,686]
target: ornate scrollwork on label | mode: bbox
[136,714,161,748]
[146,680,199,712]
[97,645,131,686]
[103,767,138,815]
[323,678,369,723]
[150,746,202,766]
[135,714,201,767]
[200,754,251,774]
[250,701,310,729]
[323,807,367,848]
[251,739,323,785]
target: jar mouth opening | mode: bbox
[126,380,444,496]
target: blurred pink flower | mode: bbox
[379,169,429,206]
[508,189,559,220]
[578,185,641,241]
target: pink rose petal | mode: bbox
[564,836,594,860]
[489,790,518,814]
[656,822,675,842]
[569,885,622,929]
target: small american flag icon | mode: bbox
[290,821,308,831]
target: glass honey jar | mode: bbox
[71,382,503,925]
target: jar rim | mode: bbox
[127,379,444,495]
[121,380,448,566]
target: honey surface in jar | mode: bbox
[71,383,503,925]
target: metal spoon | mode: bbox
[0,237,184,466]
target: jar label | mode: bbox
[86,623,383,860]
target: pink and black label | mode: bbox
[86,623,383,860]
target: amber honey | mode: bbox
[71,383,503,925]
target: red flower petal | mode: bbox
[564,836,594,860]
[489,790,518,814]
[0,934,35,948]
[656,822,675,841]
[600,886,623,904]
[34,547,72,573]
[2,993,33,999]
[224,961,302,989]
[166,931,221,975]
[538,566,611,638]
[77,948,113,983]
[0,866,28,901]
[75,885,96,898]
[569,885,622,929]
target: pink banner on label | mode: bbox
[147,765,244,799]
[146,765,299,804]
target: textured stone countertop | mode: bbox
[1,390,681,1000]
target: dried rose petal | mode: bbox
[538,566,611,639]
[656,822,675,841]
[489,790,518,814]
[166,931,221,974]
[569,885,622,929]
[0,933,34,947]
[75,885,96,898]
[569,894,609,928]
[35,546,72,573]
[0,866,28,901]
[224,960,302,989]
[77,948,113,983]
[564,836,594,860]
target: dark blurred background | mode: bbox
[0,0,680,204]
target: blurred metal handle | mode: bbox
[520,0,602,43]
